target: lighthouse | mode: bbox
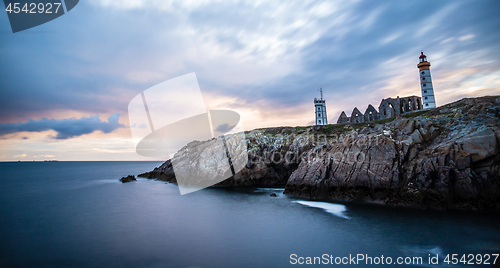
[314,88,328,125]
[418,52,436,109]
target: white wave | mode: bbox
[293,200,350,219]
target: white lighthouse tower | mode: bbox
[314,88,328,125]
[418,51,436,109]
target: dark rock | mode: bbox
[120,175,136,183]
[284,96,500,211]
[270,193,277,197]
[138,160,176,182]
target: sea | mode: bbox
[0,161,499,267]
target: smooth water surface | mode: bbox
[1,162,499,267]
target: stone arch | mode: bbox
[388,103,394,117]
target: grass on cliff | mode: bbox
[372,117,396,124]
[246,95,500,137]
[402,109,429,119]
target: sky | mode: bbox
[1,0,500,161]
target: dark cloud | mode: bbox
[0,0,499,124]
[0,113,125,139]
[191,0,500,114]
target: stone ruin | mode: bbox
[337,95,422,124]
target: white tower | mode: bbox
[314,88,327,125]
[418,52,436,109]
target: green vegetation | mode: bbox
[352,122,368,130]
[402,110,429,119]
[314,124,348,135]
[372,117,396,124]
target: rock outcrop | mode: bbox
[120,175,137,183]
[141,96,500,211]
[139,127,315,187]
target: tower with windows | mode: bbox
[314,88,327,125]
[418,52,436,109]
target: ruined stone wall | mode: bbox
[340,95,423,124]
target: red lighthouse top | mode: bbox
[419,51,428,64]
[418,51,430,67]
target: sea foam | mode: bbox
[293,200,350,219]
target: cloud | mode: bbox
[0,0,499,161]
[1,0,500,135]
[0,113,125,139]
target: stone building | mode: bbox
[364,104,380,122]
[379,95,422,120]
[336,95,422,124]
[337,111,349,124]
[350,107,364,123]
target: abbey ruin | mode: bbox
[337,95,423,124]
[336,52,435,124]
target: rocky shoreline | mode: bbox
[139,96,500,211]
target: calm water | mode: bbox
[0,161,499,268]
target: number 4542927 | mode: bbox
[5,3,62,14]
[443,254,499,265]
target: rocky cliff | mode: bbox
[140,96,500,211]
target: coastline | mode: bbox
[140,96,500,211]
